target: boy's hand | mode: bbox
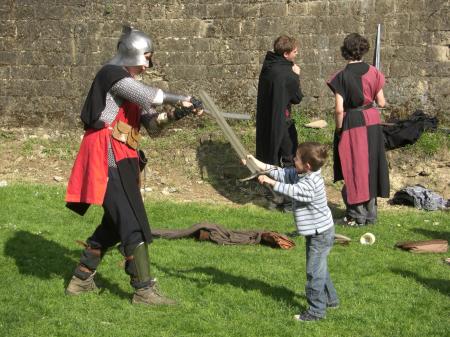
[246,154,266,171]
[257,175,276,187]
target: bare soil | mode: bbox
[0,126,449,210]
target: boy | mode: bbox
[246,142,339,321]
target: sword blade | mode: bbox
[203,109,251,120]
[199,90,258,174]
[373,24,381,70]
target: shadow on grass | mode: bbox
[410,228,450,242]
[155,263,305,309]
[196,140,265,205]
[391,268,450,297]
[4,230,130,300]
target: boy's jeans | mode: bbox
[305,226,339,318]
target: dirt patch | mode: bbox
[0,126,448,210]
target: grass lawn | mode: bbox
[0,184,448,337]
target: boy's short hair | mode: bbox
[297,142,328,172]
[273,35,298,56]
[340,33,370,61]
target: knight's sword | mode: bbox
[199,90,258,175]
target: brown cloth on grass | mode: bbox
[152,223,295,249]
[395,239,448,253]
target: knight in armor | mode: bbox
[64,26,202,305]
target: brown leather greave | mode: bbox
[74,245,104,280]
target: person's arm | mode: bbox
[110,77,193,111]
[272,176,316,203]
[375,89,386,108]
[110,78,201,133]
[334,93,344,131]
[245,155,275,171]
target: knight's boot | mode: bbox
[125,242,176,305]
[65,243,103,296]
[65,271,98,295]
[132,284,176,306]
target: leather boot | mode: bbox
[65,271,98,296]
[132,284,176,305]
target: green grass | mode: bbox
[402,130,450,157]
[0,184,449,337]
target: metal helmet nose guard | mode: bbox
[108,26,153,67]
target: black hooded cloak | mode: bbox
[256,51,303,165]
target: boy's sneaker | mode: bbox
[336,217,364,227]
[294,312,323,322]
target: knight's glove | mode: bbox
[191,97,204,110]
[172,96,203,120]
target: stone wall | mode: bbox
[1,0,449,126]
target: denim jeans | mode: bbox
[305,226,339,318]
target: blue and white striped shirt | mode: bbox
[270,168,334,236]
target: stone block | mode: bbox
[206,4,233,19]
[321,63,344,79]
[255,17,284,36]
[0,51,17,66]
[34,4,65,20]
[260,3,287,17]
[0,65,10,79]
[328,1,356,16]
[239,20,256,36]
[301,64,321,80]
[420,62,450,77]
[189,37,211,51]
[309,1,328,17]
[232,4,259,18]
[392,46,426,61]
[288,2,308,16]
[0,21,15,38]
[4,79,36,96]
[375,0,396,16]
[396,0,425,12]
[184,4,208,19]
[388,61,411,77]
[38,20,73,39]
[11,4,35,19]
[298,16,320,34]
[384,13,410,32]
[215,19,243,37]
[387,31,417,46]
[255,36,274,52]
[426,45,449,62]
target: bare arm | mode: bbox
[335,93,344,130]
[375,89,386,108]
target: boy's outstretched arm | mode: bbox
[245,155,274,171]
[257,175,276,186]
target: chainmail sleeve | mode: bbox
[110,77,161,112]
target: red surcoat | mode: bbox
[65,101,141,205]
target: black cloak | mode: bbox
[80,64,131,129]
[255,51,303,165]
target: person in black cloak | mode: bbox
[255,35,303,208]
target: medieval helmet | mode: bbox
[107,26,154,67]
